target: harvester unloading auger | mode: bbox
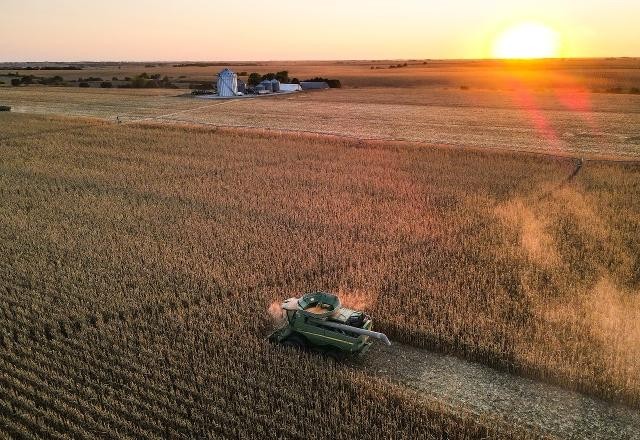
[268,292,391,361]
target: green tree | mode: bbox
[248,72,262,86]
[131,76,147,88]
[275,71,289,83]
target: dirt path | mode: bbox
[352,342,640,439]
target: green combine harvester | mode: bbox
[268,292,391,360]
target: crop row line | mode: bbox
[19,335,304,438]
[0,375,86,440]
[0,285,227,350]
[0,351,165,439]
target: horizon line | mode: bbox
[1,56,639,64]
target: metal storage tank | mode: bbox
[237,79,246,94]
[270,79,280,92]
[254,84,266,93]
[217,68,238,97]
[259,80,273,92]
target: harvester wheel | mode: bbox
[282,335,306,351]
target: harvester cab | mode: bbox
[268,292,391,361]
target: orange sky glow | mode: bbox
[1,0,638,61]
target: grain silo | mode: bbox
[270,79,280,92]
[217,68,238,97]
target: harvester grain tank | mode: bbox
[269,292,390,360]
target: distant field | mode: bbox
[1,84,639,159]
[2,58,640,90]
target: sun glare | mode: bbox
[492,22,559,59]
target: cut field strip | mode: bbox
[358,342,640,440]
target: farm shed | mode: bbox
[279,83,302,92]
[217,68,238,97]
[300,81,330,90]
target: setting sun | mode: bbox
[493,22,560,59]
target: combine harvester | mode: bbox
[269,292,391,361]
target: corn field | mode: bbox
[1,113,639,438]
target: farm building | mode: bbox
[279,83,302,92]
[217,68,238,97]
[259,79,274,93]
[209,68,302,97]
[300,81,329,90]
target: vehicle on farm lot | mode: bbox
[269,292,391,361]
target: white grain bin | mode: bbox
[270,79,280,92]
[217,68,238,97]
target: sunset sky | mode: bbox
[1,0,638,61]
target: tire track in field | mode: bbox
[353,342,640,440]
[537,157,584,201]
